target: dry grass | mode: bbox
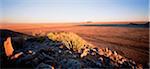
[47,32,93,52]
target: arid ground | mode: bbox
[0,23,149,67]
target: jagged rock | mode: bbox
[113,51,118,55]
[60,59,81,69]
[14,54,35,65]
[41,52,54,60]
[59,45,65,49]
[32,58,40,66]
[92,48,99,53]
[95,59,102,67]
[28,50,33,54]
[1,31,142,68]
[99,57,103,62]
[11,52,23,59]
[105,50,112,57]
[98,49,104,55]
[36,63,53,69]
[104,57,111,66]
[38,53,45,60]
[4,37,14,57]
[58,50,62,53]
[80,48,89,58]
[105,48,109,52]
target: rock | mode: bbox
[32,58,40,66]
[58,50,62,53]
[26,50,36,55]
[114,55,122,61]
[120,61,133,68]
[59,45,65,49]
[110,55,117,61]
[32,52,36,55]
[105,50,112,57]
[80,49,89,58]
[4,37,14,57]
[96,59,102,67]
[15,54,35,64]
[28,50,33,54]
[60,59,81,69]
[68,51,72,54]
[11,37,25,50]
[118,60,123,64]
[104,57,111,66]
[99,57,103,61]
[105,48,109,52]
[1,31,141,68]
[21,54,34,61]
[113,51,117,55]
[41,52,54,60]
[98,49,104,55]
[38,53,45,60]
[121,58,127,62]
[11,52,23,59]
[36,63,53,69]
[89,49,95,56]
[91,52,96,56]
[137,64,143,69]
[117,55,123,60]
[72,54,77,58]
[93,48,99,52]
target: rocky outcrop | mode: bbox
[4,37,14,57]
[1,31,143,69]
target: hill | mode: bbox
[0,29,143,69]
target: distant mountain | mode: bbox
[129,22,149,27]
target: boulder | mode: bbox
[36,63,53,69]
[10,52,23,59]
[80,49,89,58]
[4,37,14,57]
[60,59,81,69]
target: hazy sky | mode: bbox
[1,0,149,23]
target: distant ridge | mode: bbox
[79,22,149,28]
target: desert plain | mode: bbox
[0,22,149,67]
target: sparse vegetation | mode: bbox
[47,32,93,52]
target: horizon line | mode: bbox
[1,20,149,24]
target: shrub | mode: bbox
[47,32,93,52]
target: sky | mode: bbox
[0,0,149,23]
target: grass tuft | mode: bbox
[47,32,93,52]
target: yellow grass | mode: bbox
[47,32,93,52]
